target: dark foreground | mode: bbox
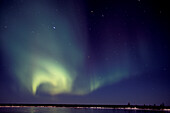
[0,106,170,113]
[0,104,170,111]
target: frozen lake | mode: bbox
[0,107,169,113]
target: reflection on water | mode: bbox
[0,107,168,113]
[29,107,72,113]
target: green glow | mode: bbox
[32,58,73,95]
[0,1,133,97]
[89,71,129,92]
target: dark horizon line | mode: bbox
[0,103,169,109]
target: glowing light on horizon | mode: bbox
[32,58,73,95]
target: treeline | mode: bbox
[127,102,167,110]
[0,103,169,110]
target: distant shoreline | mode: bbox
[0,104,170,111]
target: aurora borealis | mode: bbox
[0,0,170,105]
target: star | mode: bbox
[53,26,56,29]
[4,25,7,29]
[160,10,162,14]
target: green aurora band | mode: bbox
[1,1,148,96]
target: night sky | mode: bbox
[0,0,170,105]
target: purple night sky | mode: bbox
[0,0,170,105]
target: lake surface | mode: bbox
[0,107,168,113]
